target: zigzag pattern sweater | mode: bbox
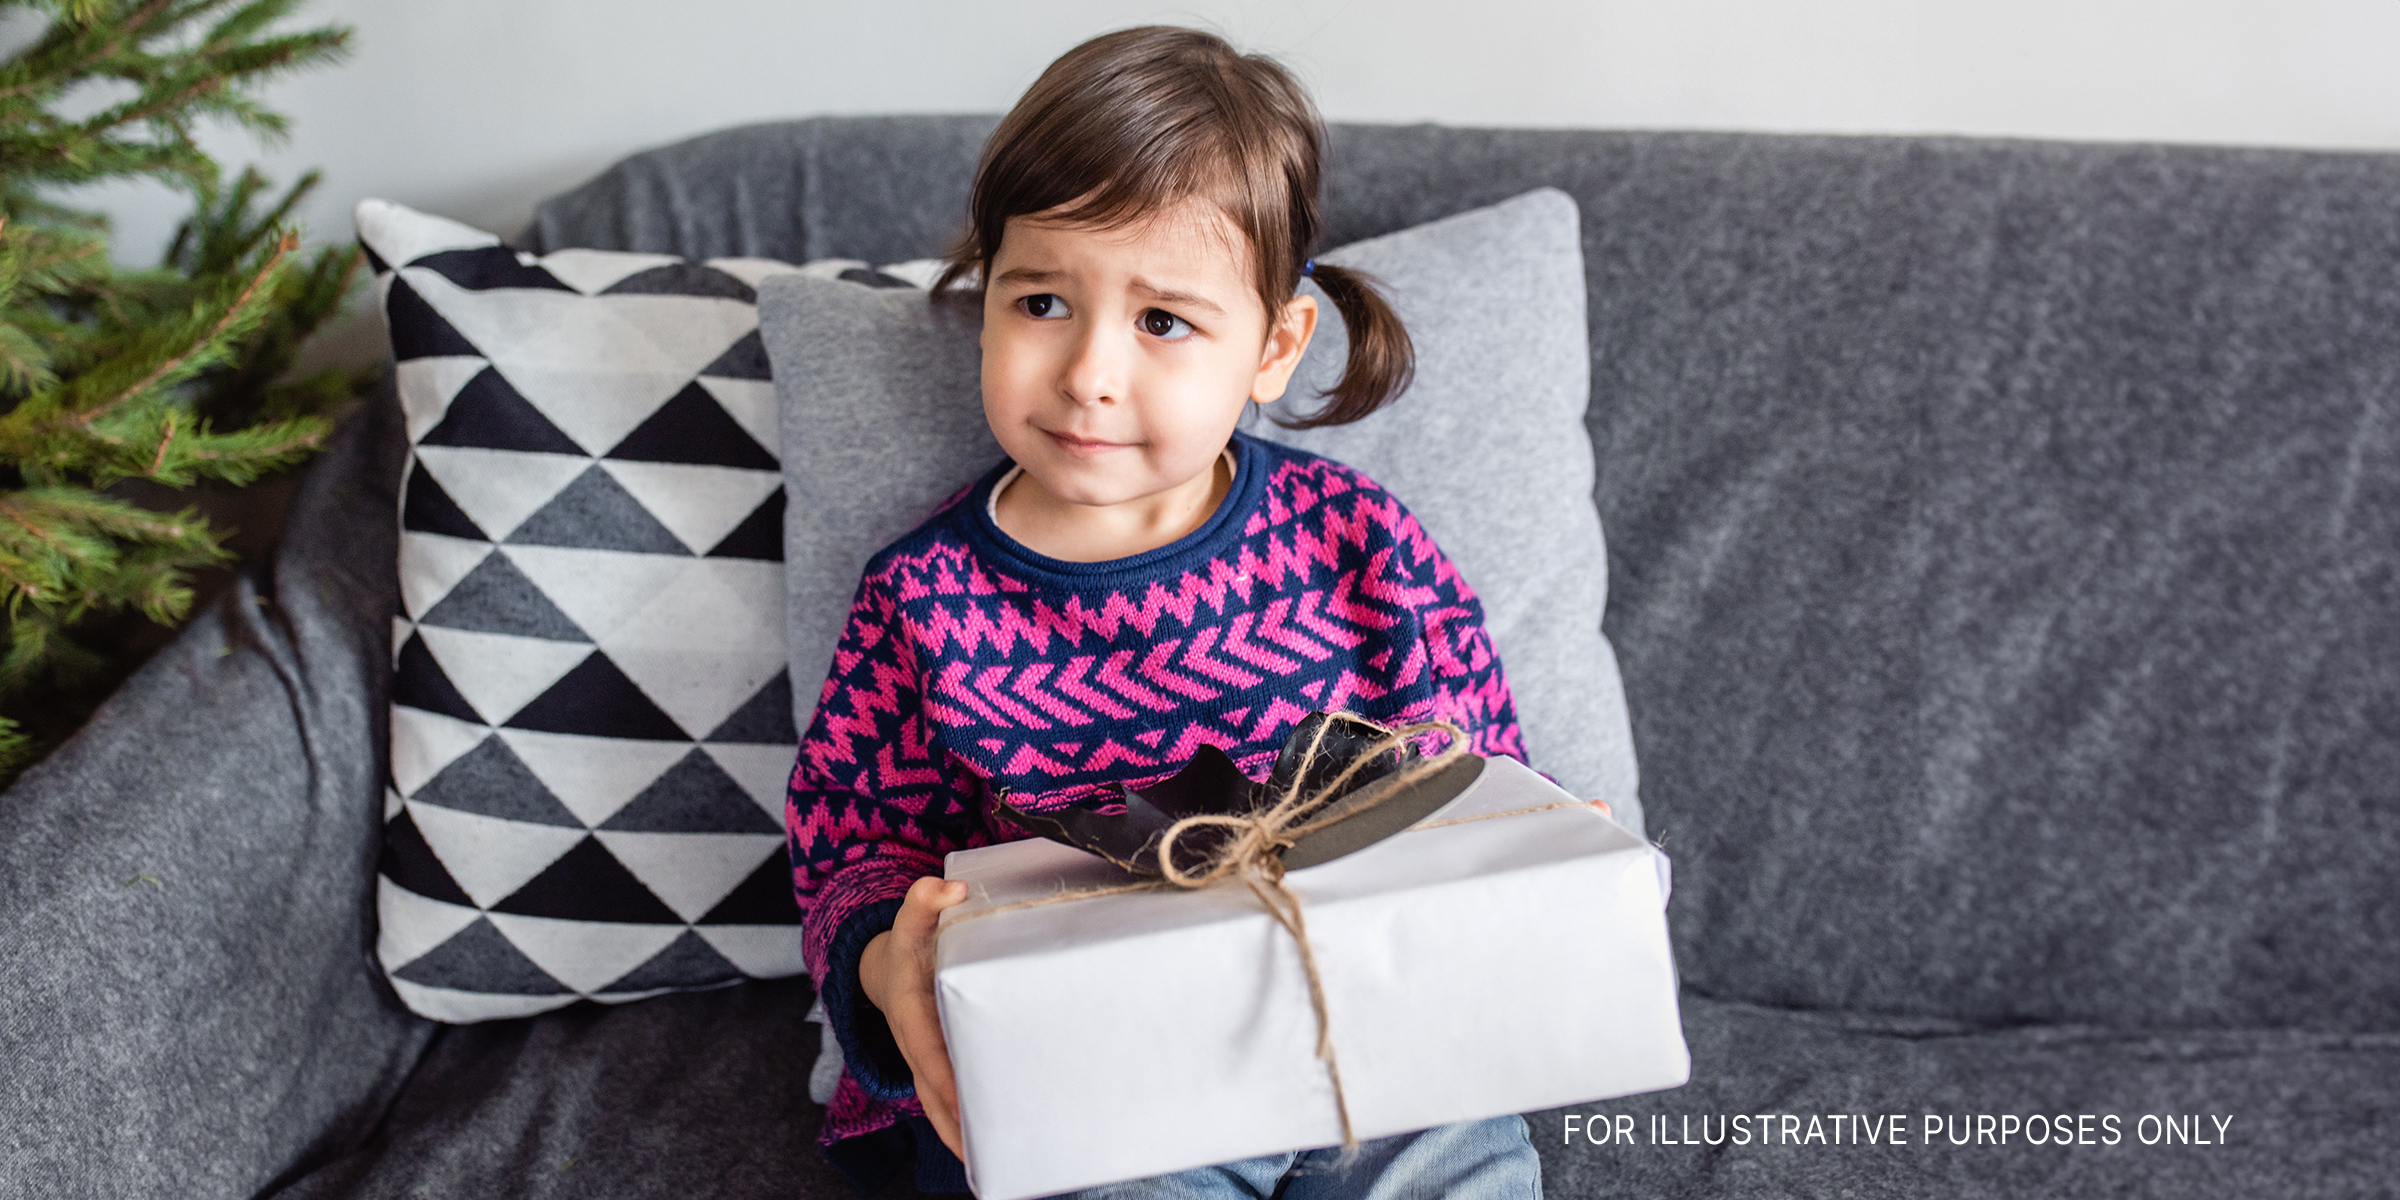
[785,430,1526,1184]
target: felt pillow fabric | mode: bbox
[359,199,888,1022]
[760,186,1642,836]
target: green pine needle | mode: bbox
[0,713,29,775]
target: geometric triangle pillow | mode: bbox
[356,198,892,1022]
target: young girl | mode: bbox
[788,26,1543,1199]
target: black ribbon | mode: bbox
[993,711,1484,876]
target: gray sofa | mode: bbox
[4,115,2396,1199]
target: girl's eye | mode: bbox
[1140,308,1194,340]
[1018,293,1068,319]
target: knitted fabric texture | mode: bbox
[785,430,1527,1160]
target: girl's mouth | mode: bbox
[1046,430,1130,456]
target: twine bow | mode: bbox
[954,714,1589,1150]
[1148,715,1470,1148]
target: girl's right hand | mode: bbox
[858,875,971,1158]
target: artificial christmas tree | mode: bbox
[0,0,360,773]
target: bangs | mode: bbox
[934,26,1318,322]
[933,26,1414,433]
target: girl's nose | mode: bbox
[1060,320,1128,407]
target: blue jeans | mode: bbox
[1045,1115,1540,1199]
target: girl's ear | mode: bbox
[1249,293,1319,404]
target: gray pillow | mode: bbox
[762,187,1642,836]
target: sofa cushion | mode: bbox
[358,199,822,1022]
[761,186,1643,832]
[266,977,862,1199]
[1555,134,2400,1033]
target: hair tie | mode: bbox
[1301,258,1315,278]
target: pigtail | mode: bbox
[1274,262,1415,430]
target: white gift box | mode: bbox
[934,755,1688,1200]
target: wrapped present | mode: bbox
[934,714,1687,1200]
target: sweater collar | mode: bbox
[961,431,1270,585]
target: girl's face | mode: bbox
[980,197,1316,518]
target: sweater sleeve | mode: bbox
[786,571,988,1101]
[1382,505,1530,767]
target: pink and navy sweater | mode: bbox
[785,430,1526,1191]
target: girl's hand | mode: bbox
[1590,798,1612,816]
[858,875,971,1158]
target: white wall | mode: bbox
[23,0,2400,355]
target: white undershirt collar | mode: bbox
[986,446,1236,525]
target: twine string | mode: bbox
[946,715,1591,1149]
[1143,716,1468,1148]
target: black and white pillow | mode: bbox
[359,199,927,1022]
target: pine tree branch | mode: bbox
[2,0,360,773]
[5,490,197,544]
[240,168,310,252]
[0,213,109,286]
[0,494,70,553]
[202,0,299,54]
[0,0,180,102]
[71,71,226,145]
[3,5,345,193]
[70,229,290,431]
[0,559,40,604]
[0,488,214,612]
[147,409,175,473]
[0,716,31,776]
[186,420,319,463]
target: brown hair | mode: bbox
[931,25,1414,429]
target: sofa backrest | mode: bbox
[528,116,2400,1034]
